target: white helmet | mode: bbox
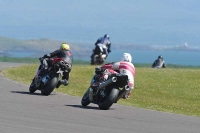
[122,53,132,63]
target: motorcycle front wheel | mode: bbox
[29,78,37,93]
[81,88,90,106]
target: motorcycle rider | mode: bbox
[95,34,111,53]
[39,43,73,88]
[92,53,135,99]
[91,34,111,64]
[152,55,166,68]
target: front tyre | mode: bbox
[81,88,90,106]
[41,76,58,96]
[98,88,119,110]
[29,78,37,93]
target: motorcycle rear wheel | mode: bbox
[93,55,99,64]
[41,75,58,96]
[98,88,119,110]
[93,55,104,65]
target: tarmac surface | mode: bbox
[0,62,199,133]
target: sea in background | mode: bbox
[1,1,200,67]
[108,50,200,66]
[3,50,200,66]
[70,50,200,66]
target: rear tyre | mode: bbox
[41,76,58,96]
[81,89,90,106]
[93,55,99,65]
[29,78,37,93]
[93,55,104,65]
[98,88,119,110]
[99,57,104,64]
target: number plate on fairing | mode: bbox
[42,75,50,84]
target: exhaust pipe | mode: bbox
[124,85,130,91]
[97,77,117,90]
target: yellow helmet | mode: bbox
[60,43,70,50]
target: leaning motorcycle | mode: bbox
[81,70,130,110]
[91,52,106,65]
[29,58,70,96]
[91,45,108,65]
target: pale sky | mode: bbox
[0,0,200,45]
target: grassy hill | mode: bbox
[2,63,200,117]
[0,36,90,51]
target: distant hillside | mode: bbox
[0,36,88,51]
[0,36,92,57]
[1,36,200,58]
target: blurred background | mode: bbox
[0,0,200,66]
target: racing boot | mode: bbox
[122,90,131,99]
[56,79,68,88]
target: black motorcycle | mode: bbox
[91,52,106,65]
[81,72,130,110]
[29,58,70,96]
[91,45,108,65]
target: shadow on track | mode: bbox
[66,104,115,110]
[10,91,56,96]
[66,104,100,110]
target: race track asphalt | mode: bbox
[0,62,199,133]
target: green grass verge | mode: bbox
[1,62,200,116]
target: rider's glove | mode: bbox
[43,54,51,58]
[39,57,44,61]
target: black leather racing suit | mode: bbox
[42,49,73,81]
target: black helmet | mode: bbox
[158,55,163,59]
[104,34,109,39]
